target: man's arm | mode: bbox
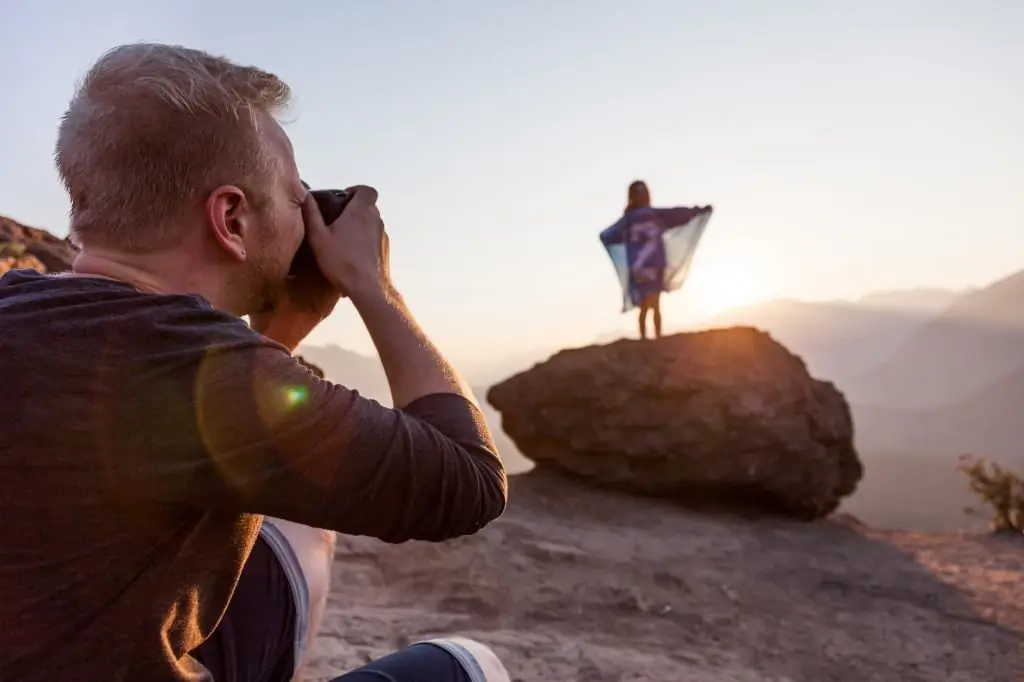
[110,308,506,543]
[122,184,506,542]
[351,282,477,409]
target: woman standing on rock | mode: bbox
[600,181,713,339]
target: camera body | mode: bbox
[310,187,353,227]
[286,184,353,298]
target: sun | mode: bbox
[683,258,774,318]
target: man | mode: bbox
[0,43,509,682]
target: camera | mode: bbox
[308,185,353,226]
[286,181,353,296]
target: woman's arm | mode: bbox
[599,217,628,245]
[653,206,713,229]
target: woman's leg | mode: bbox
[638,292,661,339]
[329,637,510,682]
[650,292,663,339]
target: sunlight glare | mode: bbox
[684,259,775,319]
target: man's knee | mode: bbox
[420,637,510,682]
[262,518,335,596]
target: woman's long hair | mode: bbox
[625,180,651,213]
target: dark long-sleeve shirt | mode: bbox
[0,269,507,681]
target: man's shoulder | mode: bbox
[0,269,276,354]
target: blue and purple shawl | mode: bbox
[599,205,713,312]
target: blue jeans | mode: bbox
[328,642,476,681]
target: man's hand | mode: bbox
[289,184,477,408]
[251,186,387,351]
[249,292,338,352]
[305,185,391,301]
[249,191,354,351]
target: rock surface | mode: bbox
[488,328,863,520]
[0,215,76,275]
[306,471,1023,681]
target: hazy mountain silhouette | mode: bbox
[855,287,964,311]
[702,295,947,384]
[463,345,563,388]
[931,368,1024,457]
[296,344,391,404]
[854,366,1024,463]
[846,268,1024,409]
[837,449,992,533]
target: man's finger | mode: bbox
[344,185,379,209]
[301,191,328,239]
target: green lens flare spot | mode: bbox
[284,385,309,407]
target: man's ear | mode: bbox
[204,185,253,262]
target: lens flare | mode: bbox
[284,385,309,407]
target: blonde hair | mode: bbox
[55,43,292,250]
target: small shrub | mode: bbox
[958,454,1024,534]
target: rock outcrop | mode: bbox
[0,215,76,275]
[487,327,863,520]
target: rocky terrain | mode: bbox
[306,471,1022,681]
[488,328,862,520]
[0,215,75,275]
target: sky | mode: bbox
[0,0,1021,373]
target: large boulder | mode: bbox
[0,215,76,275]
[487,327,863,520]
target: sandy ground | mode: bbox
[305,472,1023,682]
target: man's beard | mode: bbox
[242,252,289,316]
[253,263,286,314]
[241,213,293,316]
